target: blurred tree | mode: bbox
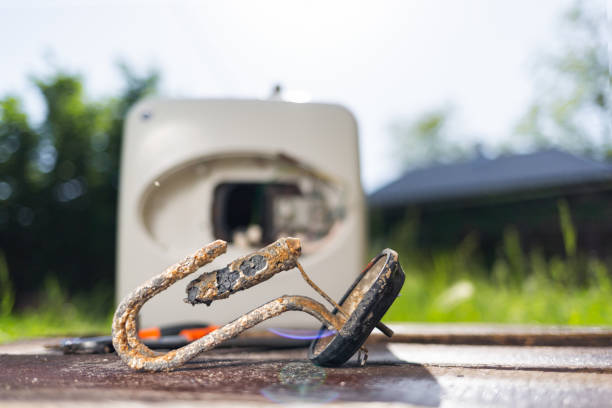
[514,0,610,157]
[0,65,158,307]
[390,106,472,171]
[380,0,609,284]
[393,0,608,171]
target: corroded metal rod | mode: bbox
[112,238,343,372]
[184,237,302,306]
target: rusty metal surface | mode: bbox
[2,341,612,407]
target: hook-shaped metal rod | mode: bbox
[112,238,343,372]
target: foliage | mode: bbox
[0,0,607,341]
[0,250,14,317]
[557,198,577,257]
[384,269,612,325]
[0,65,158,308]
[514,0,610,156]
[392,0,609,171]
[380,1,612,325]
[390,106,473,171]
[0,274,113,343]
[382,199,612,325]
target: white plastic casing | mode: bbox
[117,99,365,329]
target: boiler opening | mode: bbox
[213,182,301,246]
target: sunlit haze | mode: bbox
[0,0,570,191]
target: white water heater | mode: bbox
[117,98,365,328]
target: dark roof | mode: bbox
[368,149,612,208]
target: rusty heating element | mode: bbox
[112,237,379,372]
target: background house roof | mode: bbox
[368,149,612,208]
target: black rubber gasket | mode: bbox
[308,248,405,366]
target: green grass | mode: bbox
[383,273,612,325]
[380,199,612,325]
[2,197,612,344]
[3,271,609,345]
[0,267,113,344]
[0,309,112,344]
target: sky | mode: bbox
[0,0,572,192]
